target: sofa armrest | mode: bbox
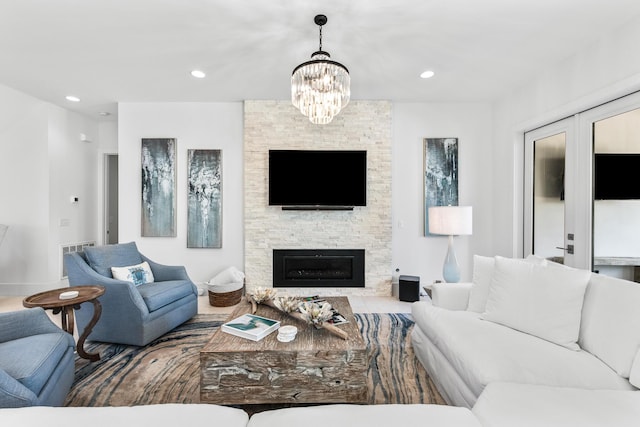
[141,255,192,283]
[0,308,63,343]
[0,368,37,408]
[431,282,472,311]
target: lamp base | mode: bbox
[442,235,461,283]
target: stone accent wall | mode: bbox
[244,100,392,296]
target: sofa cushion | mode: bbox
[0,333,74,396]
[467,255,495,313]
[84,242,143,278]
[111,261,155,286]
[467,254,548,313]
[578,272,640,378]
[0,404,250,427]
[473,382,640,427]
[481,256,590,350]
[412,302,634,399]
[246,404,481,427]
[629,349,640,388]
[137,280,195,312]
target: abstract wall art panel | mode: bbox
[424,138,459,236]
[187,149,222,248]
[141,138,177,237]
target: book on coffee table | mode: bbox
[221,313,280,341]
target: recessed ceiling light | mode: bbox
[191,70,206,78]
[65,95,80,102]
[420,70,435,79]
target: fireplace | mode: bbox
[273,249,365,288]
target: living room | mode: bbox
[2,1,640,425]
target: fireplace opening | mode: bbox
[273,249,365,288]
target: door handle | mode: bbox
[555,245,574,254]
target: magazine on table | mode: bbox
[221,313,280,341]
[301,295,349,325]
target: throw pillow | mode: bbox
[467,254,549,313]
[111,261,155,286]
[467,255,495,313]
[578,272,640,378]
[481,256,591,350]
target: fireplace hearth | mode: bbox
[273,249,365,288]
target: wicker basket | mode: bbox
[208,286,243,307]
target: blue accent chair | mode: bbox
[64,242,198,346]
[0,308,75,408]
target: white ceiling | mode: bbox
[2,0,640,120]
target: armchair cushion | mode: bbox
[0,333,74,396]
[137,280,196,312]
[85,242,142,278]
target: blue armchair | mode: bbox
[0,308,75,408]
[64,242,198,346]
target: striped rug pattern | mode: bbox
[65,313,444,407]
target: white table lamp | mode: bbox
[428,206,473,283]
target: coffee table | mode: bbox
[23,285,105,361]
[200,296,368,405]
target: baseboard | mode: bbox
[0,280,68,297]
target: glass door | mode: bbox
[580,93,640,281]
[524,118,577,266]
[525,91,640,275]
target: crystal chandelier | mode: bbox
[292,14,350,125]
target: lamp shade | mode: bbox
[428,206,473,236]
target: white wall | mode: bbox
[118,101,493,291]
[0,83,99,295]
[492,14,640,258]
[118,103,244,286]
[392,103,493,284]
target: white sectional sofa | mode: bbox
[0,403,481,427]
[4,255,639,426]
[412,255,640,423]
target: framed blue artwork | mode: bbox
[141,138,177,237]
[187,149,222,248]
[424,138,459,236]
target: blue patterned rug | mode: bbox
[65,313,444,407]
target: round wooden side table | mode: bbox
[23,285,105,361]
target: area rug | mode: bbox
[65,313,445,407]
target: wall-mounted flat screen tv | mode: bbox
[268,150,367,208]
[594,153,640,200]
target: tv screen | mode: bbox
[594,153,640,200]
[269,150,367,208]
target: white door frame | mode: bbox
[524,91,640,269]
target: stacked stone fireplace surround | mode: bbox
[244,100,392,296]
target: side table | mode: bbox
[23,285,105,361]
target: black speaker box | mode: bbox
[399,275,420,302]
